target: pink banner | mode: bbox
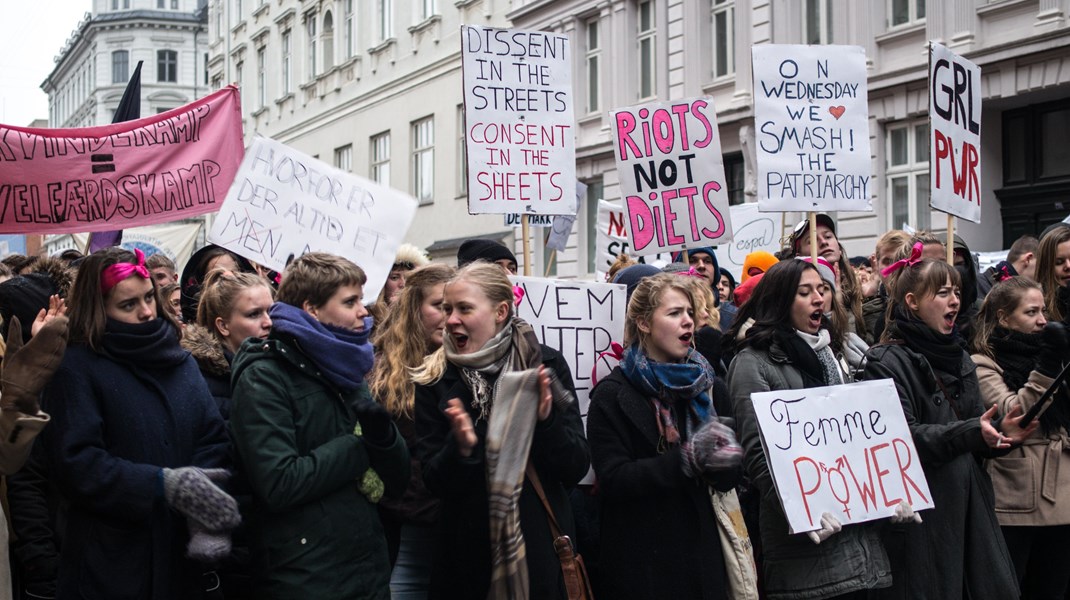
[0,86,244,234]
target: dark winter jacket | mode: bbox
[229,334,410,600]
[181,324,234,419]
[586,367,736,600]
[729,338,891,600]
[413,345,590,600]
[863,342,1018,600]
[39,343,229,600]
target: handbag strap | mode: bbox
[525,462,565,540]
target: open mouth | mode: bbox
[452,332,469,350]
[944,311,958,329]
[808,310,823,329]
[679,332,693,344]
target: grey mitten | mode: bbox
[186,520,233,563]
[162,467,241,531]
[681,419,743,479]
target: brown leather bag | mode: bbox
[525,463,595,600]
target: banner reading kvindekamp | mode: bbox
[0,86,244,234]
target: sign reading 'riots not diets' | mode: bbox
[462,25,577,216]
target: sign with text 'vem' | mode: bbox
[208,136,417,301]
[0,86,244,234]
[462,25,576,216]
[929,42,982,223]
[751,379,934,534]
[753,45,872,213]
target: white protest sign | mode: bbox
[751,378,934,534]
[546,214,576,252]
[722,203,781,281]
[753,45,872,212]
[611,97,733,256]
[505,213,554,228]
[208,136,417,300]
[462,25,576,215]
[595,200,673,281]
[929,43,981,223]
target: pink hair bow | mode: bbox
[100,248,151,294]
[880,242,924,278]
[513,284,525,307]
[675,267,705,279]
[590,341,625,387]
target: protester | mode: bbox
[612,263,661,301]
[161,282,183,321]
[949,233,983,340]
[368,243,430,328]
[728,259,892,599]
[717,267,736,305]
[786,214,868,342]
[741,250,778,282]
[587,273,750,600]
[179,244,256,323]
[970,277,1070,599]
[605,253,637,283]
[672,247,718,286]
[412,262,589,599]
[978,234,1039,296]
[863,252,1029,599]
[147,252,179,286]
[39,247,238,599]
[0,274,59,346]
[732,272,764,307]
[1035,225,1070,323]
[457,238,518,274]
[796,256,869,377]
[862,230,912,340]
[229,252,409,599]
[369,263,454,599]
[911,231,946,261]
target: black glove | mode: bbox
[354,399,396,447]
[1038,322,1068,378]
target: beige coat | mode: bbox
[972,353,1070,526]
[0,409,49,600]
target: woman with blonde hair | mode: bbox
[369,263,454,599]
[412,262,589,599]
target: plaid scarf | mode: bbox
[620,343,715,446]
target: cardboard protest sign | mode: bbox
[611,97,733,256]
[929,43,981,223]
[721,203,782,281]
[511,275,626,419]
[753,45,872,212]
[595,200,673,281]
[462,25,576,216]
[208,136,417,300]
[0,86,244,234]
[751,379,934,533]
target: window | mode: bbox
[335,144,353,172]
[457,105,467,196]
[584,180,604,275]
[112,50,129,84]
[323,12,335,71]
[585,18,601,114]
[886,120,930,231]
[711,0,734,78]
[157,50,177,83]
[805,0,832,44]
[723,152,745,206]
[203,52,208,85]
[281,29,292,94]
[371,131,391,186]
[344,0,355,58]
[378,0,393,42]
[637,0,656,99]
[173,0,179,8]
[890,0,925,27]
[158,0,165,7]
[235,61,243,93]
[411,117,434,204]
[256,47,266,108]
[419,0,436,21]
[307,16,317,78]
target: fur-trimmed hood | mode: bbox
[393,243,429,269]
[180,324,230,378]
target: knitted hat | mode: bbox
[612,264,661,302]
[741,251,778,282]
[797,256,837,291]
[0,274,57,344]
[457,239,516,268]
[717,268,737,290]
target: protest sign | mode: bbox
[208,136,417,300]
[721,203,782,281]
[753,45,872,212]
[751,379,934,533]
[929,43,981,223]
[595,200,673,280]
[0,86,244,234]
[505,213,553,227]
[546,214,575,253]
[511,275,625,419]
[611,97,733,256]
[462,25,576,216]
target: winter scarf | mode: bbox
[102,318,188,369]
[989,327,1070,436]
[886,304,964,375]
[795,328,846,386]
[620,343,716,445]
[268,302,374,393]
[776,327,829,389]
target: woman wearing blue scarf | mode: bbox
[587,273,749,600]
[229,253,410,599]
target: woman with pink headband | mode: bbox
[37,247,239,599]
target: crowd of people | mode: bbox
[0,215,1066,600]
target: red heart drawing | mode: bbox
[829,106,846,119]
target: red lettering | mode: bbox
[843,449,879,512]
[615,111,643,160]
[892,437,929,505]
[870,442,903,508]
[793,455,822,527]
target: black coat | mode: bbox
[864,342,1018,600]
[586,368,734,600]
[413,345,590,600]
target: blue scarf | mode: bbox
[620,343,716,443]
[268,302,374,393]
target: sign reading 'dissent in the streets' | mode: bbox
[753,45,872,213]
[751,379,934,534]
[611,97,733,256]
[462,25,576,216]
[208,136,417,301]
[929,42,981,223]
